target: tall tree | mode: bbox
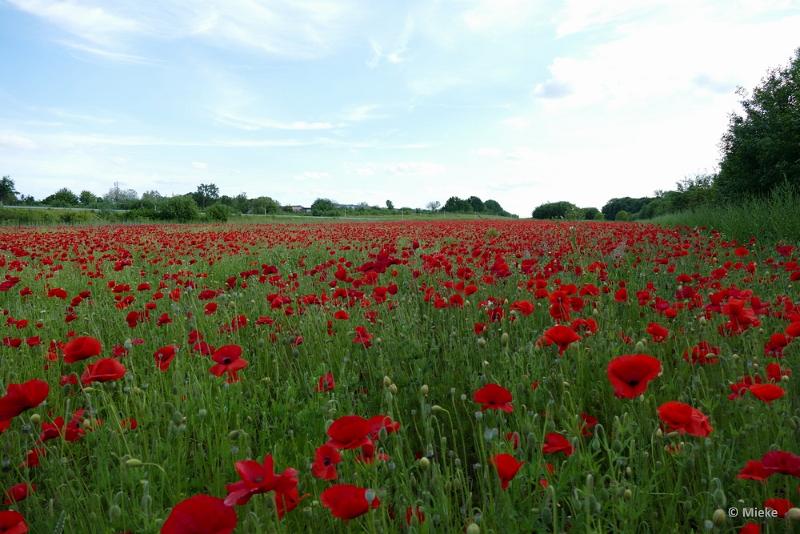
[0,176,18,205]
[194,183,220,208]
[716,48,800,199]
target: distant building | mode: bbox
[288,205,310,213]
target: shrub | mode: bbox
[207,204,231,222]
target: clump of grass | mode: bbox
[651,183,800,242]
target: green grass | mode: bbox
[650,184,800,243]
[0,220,798,533]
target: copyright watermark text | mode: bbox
[728,507,778,519]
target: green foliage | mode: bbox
[43,188,80,207]
[716,48,800,200]
[193,183,220,208]
[207,203,231,222]
[442,196,473,212]
[601,197,652,221]
[615,210,631,221]
[158,195,200,222]
[532,201,576,219]
[582,207,602,220]
[78,190,99,206]
[385,199,394,210]
[0,175,18,204]
[652,181,800,241]
[467,196,485,212]
[311,198,339,216]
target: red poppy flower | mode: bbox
[154,345,178,371]
[334,310,349,320]
[748,383,785,403]
[761,450,800,477]
[491,453,524,490]
[542,432,573,456]
[367,414,400,440]
[353,326,373,348]
[510,300,535,316]
[320,484,380,520]
[657,401,713,437]
[161,494,237,534]
[473,383,513,413]
[63,336,102,363]
[606,354,661,398]
[311,444,341,480]
[646,322,669,342]
[209,345,248,383]
[764,498,792,518]
[81,358,127,385]
[3,483,33,504]
[327,415,372,450]
[0,510,28,534]
[580,413,598,436]
[682,341,720,365]
[737,460,772,482]
[0,379,49,420]
[316,372,335,392]
[224,454,299,512]
[543,325,581,355]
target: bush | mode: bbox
[158,196,200,222]
[532,201,577,219]
[615,210,631,221]
[207,204,231,222]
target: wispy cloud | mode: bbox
[58,40,155,65]
[213,111,336,131]
[7,0,360,61]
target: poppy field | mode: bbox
[1,219,799,533]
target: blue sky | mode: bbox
[1,0,799,215]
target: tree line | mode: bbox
[532,47,800,221]
[0,178,516,222]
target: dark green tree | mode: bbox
[716,48,800,199]
[44,188,80,207]
[442,196,472,212]
[311,198,337,216]
[532,201,577,219]
[468,196,485,212]
[79,190,98,206]
[193,183,220,208]
[158,195,200,222]
[0,176,18,204]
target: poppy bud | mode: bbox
[655,428,663,438]
[228,430,241,440]
[30,413,41,424]
[418,457,430,469]
[421,384,429,395]
[389,384,398,394]
[712,509,726,526]
[500,332,509,345]
[383,376,392,387]
[466,523,480,534]
[125,458,143,467]
[623,489,632,499]
[786,508,800,521]
[477,338,486,347]
[109,504,122,521]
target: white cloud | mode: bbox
[8,0,360,60]
[191,161,208,170]
[0,132,38,150]
[214,111,336,131]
